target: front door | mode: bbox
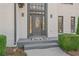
[32,15,42,36]
[27,3,47,38]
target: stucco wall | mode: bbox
[17,3,59,40]
[57,4,79,33]
[16,4,27,41]
[0,4,14,47]
[47,3,79,38]
[0,3,79,47]
[48,3,58,38]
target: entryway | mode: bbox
[17,3,58,50]
[27,3,47,39]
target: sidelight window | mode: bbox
[58,16,63,33]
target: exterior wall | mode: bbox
[17,3,59,40]
[0,4,14,47]
[16,3,79,41]
[0,3,79,47]
[57,3,79,34]
[47,3,79,39]
[48,3,58,39]
[16,4,27,41]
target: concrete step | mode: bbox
[18,39,57,44]
[24,43,59,50]
[17,39,58,48]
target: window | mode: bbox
[58,16,63,33]
[71,16,75,33]
[18,3,25,8]
[28,3,46,15]
[29,3,45,10]
[63,3,73,5]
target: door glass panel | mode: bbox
[35,17,40,28]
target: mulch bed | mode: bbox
[66,50,79,56]
[6,47,27,56]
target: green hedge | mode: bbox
[58,34,79,51]
[76,17,79,34]
[0,35,6,56]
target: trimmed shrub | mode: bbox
[0,35,6,56]
[58,34,79,51]
[76,17,79,34]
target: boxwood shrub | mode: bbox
[76,17,79,34]
[0,35,6,56]
[58,34,79,51]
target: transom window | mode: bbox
[28,3,46,15]
[29,3,45,10]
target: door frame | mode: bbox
[27,3,48,38]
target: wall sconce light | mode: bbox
[21,12,24,17]
[18,3,25,8]
[50,14,53,18]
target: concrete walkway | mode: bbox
[24,47,69,56]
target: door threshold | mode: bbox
[28,35,47,40]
